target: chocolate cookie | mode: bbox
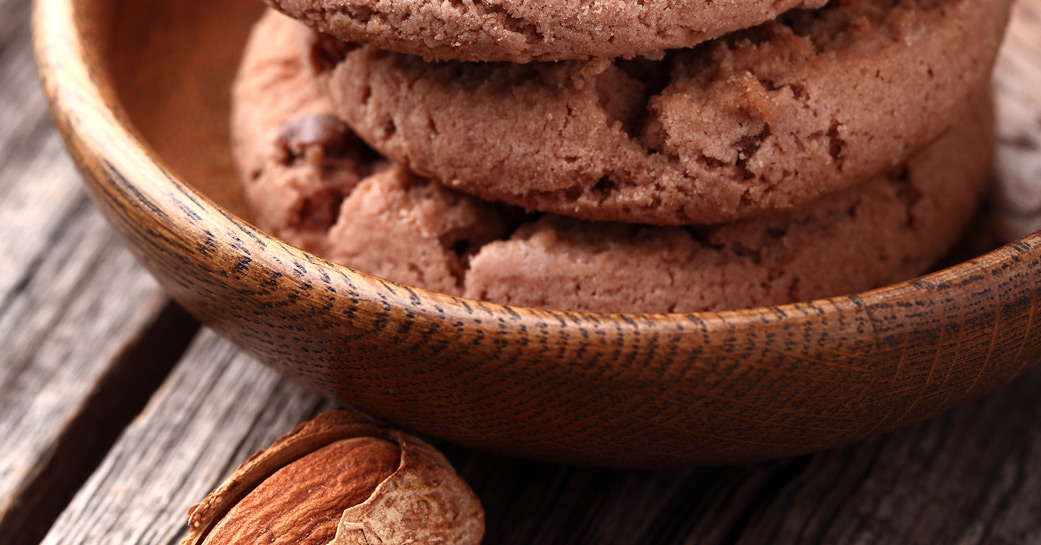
[270,0,828,62]
[235,11,992,314]
[233,11,509,295]
[319,0,1009,226]
[464,99,992,312]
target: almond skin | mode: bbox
[201,437,400,545]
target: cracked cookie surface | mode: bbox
[268,0,829,62]
[233,11,509,295]
[234,10,992,313]
[318,0,1010,226]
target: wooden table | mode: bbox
[3,0,1041,542]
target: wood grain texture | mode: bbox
[0,1,200,541]
[33,0,1041,466]
[723,371,1041,545]
[0,0,84,301]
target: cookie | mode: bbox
[231,9,374,254]
[269,0,829,62]
[235,11,992,314]
[318,0,1009,226]
[464,97,992,312]
[233,11,509,295]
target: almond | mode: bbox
[181,411,484,545]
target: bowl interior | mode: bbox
[105,0,263,221]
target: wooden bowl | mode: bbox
[34,0,1041,466]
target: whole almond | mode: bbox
[181,411,484,545]
[201,437,400,545]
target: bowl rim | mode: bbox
[32,0,1039,332]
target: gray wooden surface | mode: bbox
[3,0,1041,543]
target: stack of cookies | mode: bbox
[232,0,1012,314]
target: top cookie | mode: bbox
[318,0,1010,225]
[268,0,828,62]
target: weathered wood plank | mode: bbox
[0,0,88,301]
[0,194,200,545]
[0,298,197,545]
[727,367,1041,545]
[448,374,1041,545]
[0,0,201,541]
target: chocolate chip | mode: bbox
[305,31,355,73]
[296,189,346,232]
[276,114,352,162]
[735,134,762,159]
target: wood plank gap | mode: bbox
[710,456,812,545]
[0,301,200,545]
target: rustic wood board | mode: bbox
[0,1,198,542]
